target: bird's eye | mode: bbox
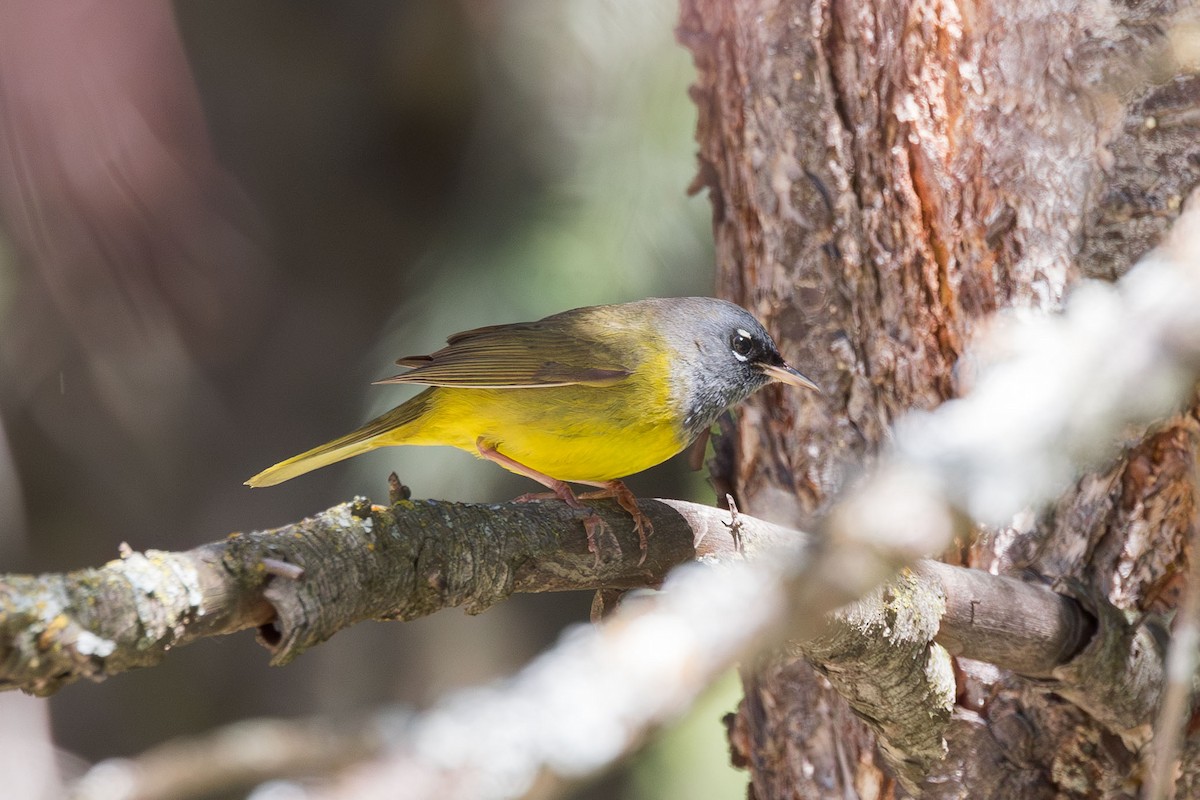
[730,330,754,361]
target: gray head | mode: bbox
[644,297,819,440]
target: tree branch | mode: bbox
[53,504,1134,800]
[3,489,1107,705]
[1,492,1142,800]
[1,488,1161,798]
[1,497,735,695]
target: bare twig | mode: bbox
[1143,452,1200,800]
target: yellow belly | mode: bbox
[388,382,686,483]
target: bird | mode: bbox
[246,297,818,560]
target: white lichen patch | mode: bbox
[72,630,117,659]
[924,643,956,716]
[116,550,204,639]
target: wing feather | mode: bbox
[376,315,635,388]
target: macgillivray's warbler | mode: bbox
[245,297,818,558]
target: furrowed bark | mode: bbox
[680,0,1200,794]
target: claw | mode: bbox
[579,480,652,565]
[513,490,558,504]
[582,512,605,566]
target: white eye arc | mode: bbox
[730,328,754,362]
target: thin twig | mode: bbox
[1143,453,1200,800]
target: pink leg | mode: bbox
[577,479,653,565]
[476,438,604,560]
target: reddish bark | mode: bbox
[680,0,1200,795]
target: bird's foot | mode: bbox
[513,490,558,503]
[473,440,621,566]
[579,480,652,565]
[510,478,606,565]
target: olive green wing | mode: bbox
[375,318,634,388]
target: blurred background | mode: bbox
[0,1,743,797]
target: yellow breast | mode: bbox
[391,351,686,483]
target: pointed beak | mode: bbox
[759,362,821,392]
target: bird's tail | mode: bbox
[245,391,432,487]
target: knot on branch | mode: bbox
[1048,583,1162,748]
[235,501,525,666]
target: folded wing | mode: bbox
[375,319,633,388]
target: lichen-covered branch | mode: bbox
[57,521,1100,800]
[1,497,722,695]
[16,492,1152,800]
[0,544,273,696]
[4,486,1143,800]
[1,484,1171,799]
[800,573,955,786]
[3,485,1110,709]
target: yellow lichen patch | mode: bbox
[37,614,70,651]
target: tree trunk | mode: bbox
[679,0,1200,796]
